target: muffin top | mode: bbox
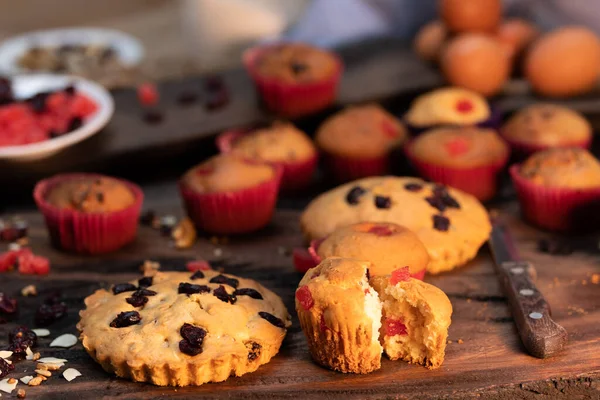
[316,222,430,277]
[315,104,407,158]
[255,43,339,84]
[404,87,490,127]
[501,104,592,147]
[46,176,135,213]
[182,154,276,194]
[518,148,600,189]
[408,127,509,168]
[230,122,316,163]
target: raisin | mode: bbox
[180,323,206,347]
[439,192,460,209]
[233,288,263,300]
[179,339,202,356]
[290,61,308,75]
[35,302,67,326]
[0,293,17,316]
[404,183,423,192]
[209,274,239,288]
[246,341,262,361]
[138,276,153,288]
[385,318,408,336]
[112,283,137,295]
[205,75,225,92]
[178,283,210,295]
[133,289,157,297]
[8,326,37,356]
[110,311,141,328]
[426,196,447,212]
[27,92,50,113]
[190,271,205,280]
[346,186,366,205]
[374,195,392,209]
[126,295,148,307]
[538,239,573,256]
[367,225,394,236]
[258,311,286,329]
[433,214,450,232]
[213,285,236,304]
[0,357,14,379]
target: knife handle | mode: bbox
[498,261,567,358]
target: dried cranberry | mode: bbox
[180,323,206,347]
[138,276,153,288]
[126,295,148,307]
[346,186,366,205]
[35,302,67,326]
[179,339,202,356]
[112,283,137,295]
[190,271,205,280]
[385,318,408,336]
[295,286,314,311]
[209,274,239,288]
[319,314,329,332]
[233,288,263,300]
[246,341,262,361]
[0,226,19,242]
[213,285,236,304]
[186,260,211,272]
[390,267,411,285]
[67,117,83,131]
[27,91,51,113]
[133,289,157,297]
[0,357,14,379]
[367,225,394,236]
[137,83,159,106]
[178,283,210,295]
[433,214,450,232]
[0,293,17,316]
[110,311,141,328]
[374,195,392,209]
[426,196,447,212]
[8,326,37,356]
[258,311,286,329]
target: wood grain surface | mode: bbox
[0,191,599,399]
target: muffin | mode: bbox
[300,176,491,274]
[440,0,502,34]
[216,122,317,191]
[496,19,539,65]
[414,20,448,63]
[178,154,282,234]
[295,257,383,374]
[404,87,497,134]
[510,148,600,232]
[405,127,510,201]
[293,222,429,280]
[501,104,592,156]
[371,269,452,369]
[243,42,342,118]
[316,104,407,182]
[33,173,143,254]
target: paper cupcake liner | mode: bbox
[243,44,343,118]
[501,136,592,160]
[405,104,502,136]
[324,152,390,183]
[179,165,282,234]
[405,142,509,202]
[216,129,318,191]
[33,173,143,254]
[509,165,600,232]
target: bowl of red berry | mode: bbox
[0,74,114,161]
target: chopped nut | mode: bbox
[32,352,40,361]
[21,284,37,297]
[592,274,600,285]
[447,340,453,344]
[37,375,47,381]
[582,280,588,286]
[17,388,26,398]
[27,377,43,386]
[458,339,464,344]
[140,260,160,274]
[37,363,61,371]
[7,378,17,384]
[172,217,197,249]
[35,369,52,377]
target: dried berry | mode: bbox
[190,271,205,280]
[27,92,50,113]
[213,285,236,304]
[96,192,104,203]
[64,85,76,96]
[126,295,148,307]
[13,219,28,239]
[8,326,37,356]
[139,210,156,226]
[179,339,202,356]
[290,61,308,75]
[0,293,18,316]
[180,323,206,347]
[186,260,211,272]
[455,99,473,114]
[374,195,392,209]
[0,77,14,105]
[0,357,14,379]
[346,186,366,205]
[138,276,153,288]
[133,289,157,297]
[209,274,239,288]
[110,311,141,328]
[35,302,67,326]
[204,75,225,92]
[159,215,177,236]
[258,311,286,329]
[538,239,573,256]
[112,283,137,295]
[367,225,394,236]
[385,318,408,336]
[426,196,447,212]
[439,192,460,209]
[233,288,263,300]
[433,214,450,232]
[246,341,262,361]
[178,283,210,295]
[295,286,313,311]
[137,83,159,106]
[67,116,83,131]
[390,266,410,285]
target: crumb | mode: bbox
[141,260,160,274]
[213,248,223,257]
[592,274,599,285]
[17,388,26,398]
[21,284,37,297]
[7,378,17,384]
[28,377,43,386]
[457,339,464,344]
[447,340,453,344]
[466,298,472,303]
[582,280,587,286]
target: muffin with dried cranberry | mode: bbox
[179,154,282,234]
[33,173,143,254]
[243,42,342,117]
[404,87,499,133]
[293,222,429,280]
[510,148,600,232]
[501,104,592,156]
[217,122,317,191]
[316,104,407,182]
[405,126,509,201]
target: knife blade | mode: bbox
[489,222,568,358]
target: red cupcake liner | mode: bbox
[405,142,509,202]
[509,165,600,232]
[243,44,343,118]
[501,136,592,159]
[323,152,390,183]
[216,129,318,191]
[179,164,282,234]
[33,173,143,254]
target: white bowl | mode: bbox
[0,27,144,76]
[0,74,114,161]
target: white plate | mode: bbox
[0,74,114,161]
[0,27,144,75]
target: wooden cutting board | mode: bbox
[0,196,598,399]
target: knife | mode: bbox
[489,222,568,358]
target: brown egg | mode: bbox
[496,19,539,60]
[441,34,510,96]
[525,26,600,97]
[414,20,448,62]
[440,0,502,33]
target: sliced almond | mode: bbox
[35,370,51,378]
[19,376,33,385]
[62,368,82,382]
[0,378,17,393]
[31,329,50,337]
[25,347,34,360]
[17,388,26,399]
[50,334,78,348]
[37,357,67,364]
[20,285,37,297]
[0,351,12,359]
[172,217,197,249]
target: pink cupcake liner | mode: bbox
[243,44,343,118]
[509,165,600,232]
[293,238,425,279]
[33,173,143,254]
[324,152,390,183]
[216,129,318,191]
[405,142,510,202]
[179,165,282,234]
[501,135,592,159]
